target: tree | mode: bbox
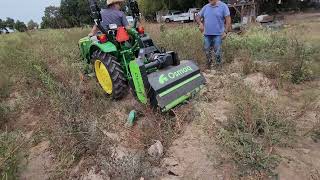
[41,6,69,28]
[60,0,91,27]
[5,18,15,29]
[27,20,39,30]
[0,19,7,33]
[14,20,27,32]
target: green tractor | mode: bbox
[79,0,205,111]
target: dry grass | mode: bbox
[0,131,26,179]
[145,23,206,66]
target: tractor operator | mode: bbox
[88,0,130,36]
[196,0,231,70]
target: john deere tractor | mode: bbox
[79,0,205,111]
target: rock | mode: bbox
[148,140,164,159]
[301,148,311,154]
[230,73,241,80]
[82,168,109,180]
[162,157,179,167]
[161,176,181,180]
[102,130,120,142]
[167,165,184,177]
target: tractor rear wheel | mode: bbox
[91,51,127,99]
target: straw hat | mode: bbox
[107,0,125,5]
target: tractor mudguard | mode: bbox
[79,36,118,62]
[90,41,117,55]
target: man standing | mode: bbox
[196,0,231,69]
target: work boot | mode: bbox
[207,60,212,69]
[216,63,222,71]
[205,50,213,70]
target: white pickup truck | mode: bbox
[162,8,200,23]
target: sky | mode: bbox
[0,0,61,24]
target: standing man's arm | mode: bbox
[222,4,231,39]
[196,6,205,33]
[225,16,231,33]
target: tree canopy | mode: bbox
[41,6,66,29]
[5,18,15,29]
[138,0,208,18]
[27,20,39,30]
[0,19,6,31]
[0,18,28,32]
[14,21,27,32]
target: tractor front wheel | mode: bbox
[91,51,127,99]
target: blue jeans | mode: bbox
[203,35,222,66]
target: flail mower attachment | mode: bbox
[129,51,206,112]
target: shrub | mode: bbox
[218,83,295,176]
[224,27,317,84]
[224,27,289,62]
[157,26,206,65]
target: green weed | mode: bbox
[218,83,295,176]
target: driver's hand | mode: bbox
[88,33,95,37]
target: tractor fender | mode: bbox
[89,41,117,58]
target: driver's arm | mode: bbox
[121,13,131,30]
[89,24,98,36]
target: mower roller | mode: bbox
[79,0,206,111]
